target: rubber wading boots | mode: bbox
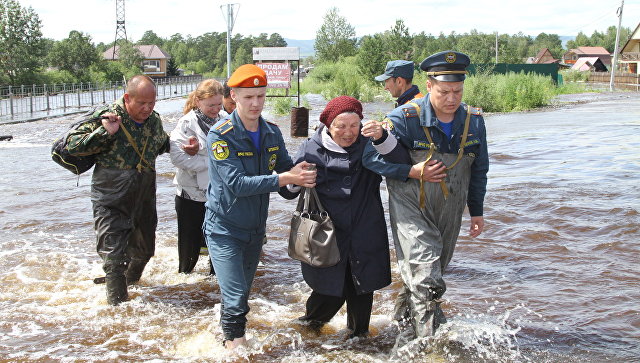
[124,259,148,285]
[105,273,128,305]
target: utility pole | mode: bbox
[113,0,127,60]
[221,4,240,79]
[610,0,624,91]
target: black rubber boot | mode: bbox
[125,259,148,286]
[105,273,128,305]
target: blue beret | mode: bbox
[420,51,470,82]
[374,60,415,81]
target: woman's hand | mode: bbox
[361,120,384,141]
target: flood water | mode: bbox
[0,92,638,362]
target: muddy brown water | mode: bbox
[0,92,638,362]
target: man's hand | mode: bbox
[279,161,317,188]
[408,159,446,182]
[100,113,122,135]
[182,136,199,156]
[361,120,384,141]
[469,216,484,237]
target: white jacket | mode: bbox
[170,110,217,202]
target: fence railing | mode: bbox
[587,72,640,91]
[0,75,204,121]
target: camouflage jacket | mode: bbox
[66,96,169,171]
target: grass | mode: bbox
[296,60,598,113]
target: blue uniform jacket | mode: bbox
[363,94,489,216]
[204,112,294,235]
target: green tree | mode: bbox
[47,30,99,81]
[267,33,287,47]
[117,40,144,71]
[532,32,563,59]
[314,7,357,63]
[566,31,590,49]
[0,0,45,85]
[138,30,164,46]
[166,57,179,76]
[356,34,386,79]
[384,19,413,60]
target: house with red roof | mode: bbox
[562,46,611,69]
[103,44,171,77]
[527,48,560,64]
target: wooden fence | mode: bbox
[587,72,640,91]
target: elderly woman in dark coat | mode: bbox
[284,96,391,338]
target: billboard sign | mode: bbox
[256,62,291,89]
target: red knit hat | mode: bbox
[319,96,363,127]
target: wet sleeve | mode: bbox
[362,141,412,181]
[467,116,489,217]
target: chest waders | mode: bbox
[388,105,475,343]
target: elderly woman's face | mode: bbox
[328,113,361,148]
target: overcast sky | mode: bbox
[19,0,639,44]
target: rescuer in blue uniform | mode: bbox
[203,64,317,350]
[362,51,489,346]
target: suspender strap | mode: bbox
[119,123,153,172]
[418,105,471,208]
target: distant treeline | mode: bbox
[0,1,631,87]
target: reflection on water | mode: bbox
[0,93,638,362]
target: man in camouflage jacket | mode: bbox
[66,75,170,305]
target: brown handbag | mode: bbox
[288,187,340,267]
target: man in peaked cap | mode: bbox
[203,64,316,350]
[361,50,489,345]
[375,60,423,107]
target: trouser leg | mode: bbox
[206,230,263,341]
[125,172,157,283]
[344,266,373,337]
[94,201,133,305]
[387,178,446,339]
[175,194,206,273]
[301,291,345,328]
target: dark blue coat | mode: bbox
[285,126,391,296]
[204,112,294,236]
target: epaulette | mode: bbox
[215,119,234,135]
[402,102,421,118]
[469,106,483,116]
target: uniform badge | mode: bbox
[211,140,230,160]
[268,154,277,170]
[445,52,456,63]
[254,78,259,86]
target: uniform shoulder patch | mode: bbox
[215,119,234,135]
[470,106,483,115]
[402,104,419,118]
[381,117,394,131]
[211,140,230,160]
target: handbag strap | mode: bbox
[308,188,327,213]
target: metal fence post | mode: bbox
[45,84,50,110]
[30,84,34,113]
[63,83,67,110]
[9,86,14,117]
[102,82,106,103]
[90,82,94,105]
[77,83,81,108]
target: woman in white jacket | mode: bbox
[170,79,225,273]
